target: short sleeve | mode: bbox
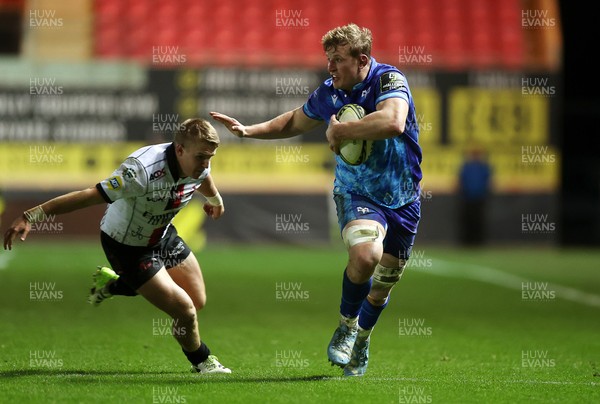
[375,70,410,106]
[96,158,147,203]
[302,86,324,121]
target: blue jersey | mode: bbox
[303,57,422,209]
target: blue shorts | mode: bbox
[333,192,420,259]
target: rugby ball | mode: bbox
[336,104,372,166]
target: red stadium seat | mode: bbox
[90,0,532,70]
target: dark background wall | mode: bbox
[558,1,600,246]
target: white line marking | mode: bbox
[374,377,598,386]
[416,258,600,309]
[46,374,599,386]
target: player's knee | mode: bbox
[171,296,197,324]
[353,251,380,273]
[347,248,381,283]
[178,306,197,326]
[193,293,206,311]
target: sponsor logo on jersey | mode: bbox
[107,176,123,190]
[380,72,405,93]
[149,168,166,181]
[170,241,185,257]
[143,211,177,226]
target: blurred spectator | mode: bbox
[458,147,492,246]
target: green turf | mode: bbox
[0,242,599,403]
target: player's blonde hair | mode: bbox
[322,23,372,58]
[175,118,220,147]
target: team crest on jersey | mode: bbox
[380,72,405,93]
[122,167,136,182]
[107,176,123,190]
[149,168,166,181]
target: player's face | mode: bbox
[176,140,217,179]
[326,45,364,91]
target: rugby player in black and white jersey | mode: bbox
[2,118,231,374]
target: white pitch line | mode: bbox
[49,374,599,386]
[371,377,598,386]
[418,258,600,309]
[51,371,600,387]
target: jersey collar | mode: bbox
[166,142,181,179]
[351,57,378,93]
[328,57,378,96]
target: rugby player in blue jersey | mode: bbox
[211,23,422,376]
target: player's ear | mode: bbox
[358,54,369,69]
[175,143,185,156]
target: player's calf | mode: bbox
[344,260,405,376]
[369,260,405,299]
[168,300,199,352]
[360,261,405,329]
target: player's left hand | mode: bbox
[3,215,31,250]
[326,114,342,154]
[209,112,247,138]
[203,203,224,220]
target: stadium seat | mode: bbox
[495,0,525,69]
[90,0,532,70]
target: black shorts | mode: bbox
[100,225,192,290]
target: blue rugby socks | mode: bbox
[339,268,391,335]
[358,297,388,332]
[339,269,371,320]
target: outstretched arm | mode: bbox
[3,186,105,250]
[210,107,322,140]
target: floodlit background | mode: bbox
[0,0,566,247]
[2,1,600,403]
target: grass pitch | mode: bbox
[0,242,599,403]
